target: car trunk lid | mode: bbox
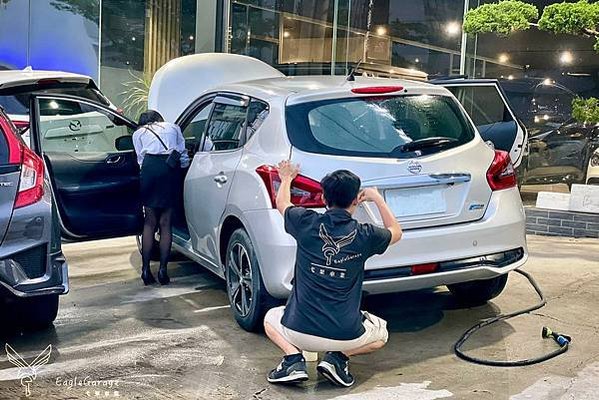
[290,142,494,229]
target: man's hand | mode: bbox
[358,187,384,203]
[275,160,299,216]
[360,187,402,245]
[276,160,299,182]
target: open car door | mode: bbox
[435,80,527,168]
[29,94,143,241]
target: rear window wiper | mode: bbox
[398,136,459,153]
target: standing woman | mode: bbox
[133,110,189,285]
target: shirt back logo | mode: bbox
[319,224,357,266]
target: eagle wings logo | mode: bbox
[5,343,52,397]
[319,224,357,266]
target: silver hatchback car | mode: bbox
[19,54,528,332]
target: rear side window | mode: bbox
[286,95,475,159]
[203,103,248,152]
[0,83,109,115]
[446,86,511,126]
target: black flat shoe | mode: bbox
[158,268,170,285]
[141,268,156,286]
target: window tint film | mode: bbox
[286,95,474,158]
[447,86,510,126]
[37,98,133,154]
[0,83,109,115]
[203,103,247,152]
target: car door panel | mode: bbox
[182,94,249,266]
[31,94,143,240]
[439,81,526,168]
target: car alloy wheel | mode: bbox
[227,242,254,317]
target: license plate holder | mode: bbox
[384,187,447,218]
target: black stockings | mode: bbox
[141,207,173,273]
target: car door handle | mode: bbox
[214,174,228,184]
[106,155,122,164]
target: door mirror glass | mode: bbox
[115,135,134,151]
[37,97,134,154]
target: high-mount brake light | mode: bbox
[351,86,404,94]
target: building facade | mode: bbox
[2,0,598,108]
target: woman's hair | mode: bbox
[138,110,164,126]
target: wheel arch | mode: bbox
[219,215,245,267]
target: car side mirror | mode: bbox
[115,136,134,151]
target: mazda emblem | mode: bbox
[69,120,82,131]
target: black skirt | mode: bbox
[140,154,181,209]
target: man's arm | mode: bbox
[359,188,402,245]
[275,160,300,216]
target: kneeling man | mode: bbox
[264,161,402,387]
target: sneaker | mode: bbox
[267,354,309,384]
[317,351,355,387]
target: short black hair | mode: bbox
[320,170,361,209]
[138,109,164,126]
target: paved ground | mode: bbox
[0,235,598,399]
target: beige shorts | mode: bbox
[264,306,389,352]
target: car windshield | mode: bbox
[286,94,475,159]
[0,83,109,115]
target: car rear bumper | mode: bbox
[0,249,69,298]
[245,187,527,298]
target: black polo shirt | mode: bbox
[281,206,392,340]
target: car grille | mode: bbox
[11,245,47,279]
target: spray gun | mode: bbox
[542,327,572,347]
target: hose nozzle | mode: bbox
[542,326,572,346]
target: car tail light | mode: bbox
[12,120,30,132]
[411,263,439,275]
[351,86,404,94]
[256,165,325,208]
[0,117,23,164]
[486,150,517,191]
[15,146,44,209]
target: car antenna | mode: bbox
[346,58,363,82]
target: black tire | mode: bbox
[447,274,509,305]
[14,294,59,329]
[136,234,160,262]
[225,228,279,332]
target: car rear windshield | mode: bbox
[286,95,475,158]
[0,82,109,115]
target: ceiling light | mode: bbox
[498,53,509,63]
[560,51,574,64]
[445,22,461,36]
[376,26,387,36]
[283,30,290,38]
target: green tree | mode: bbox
[465,0,599,51]
[464,0,599,123]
